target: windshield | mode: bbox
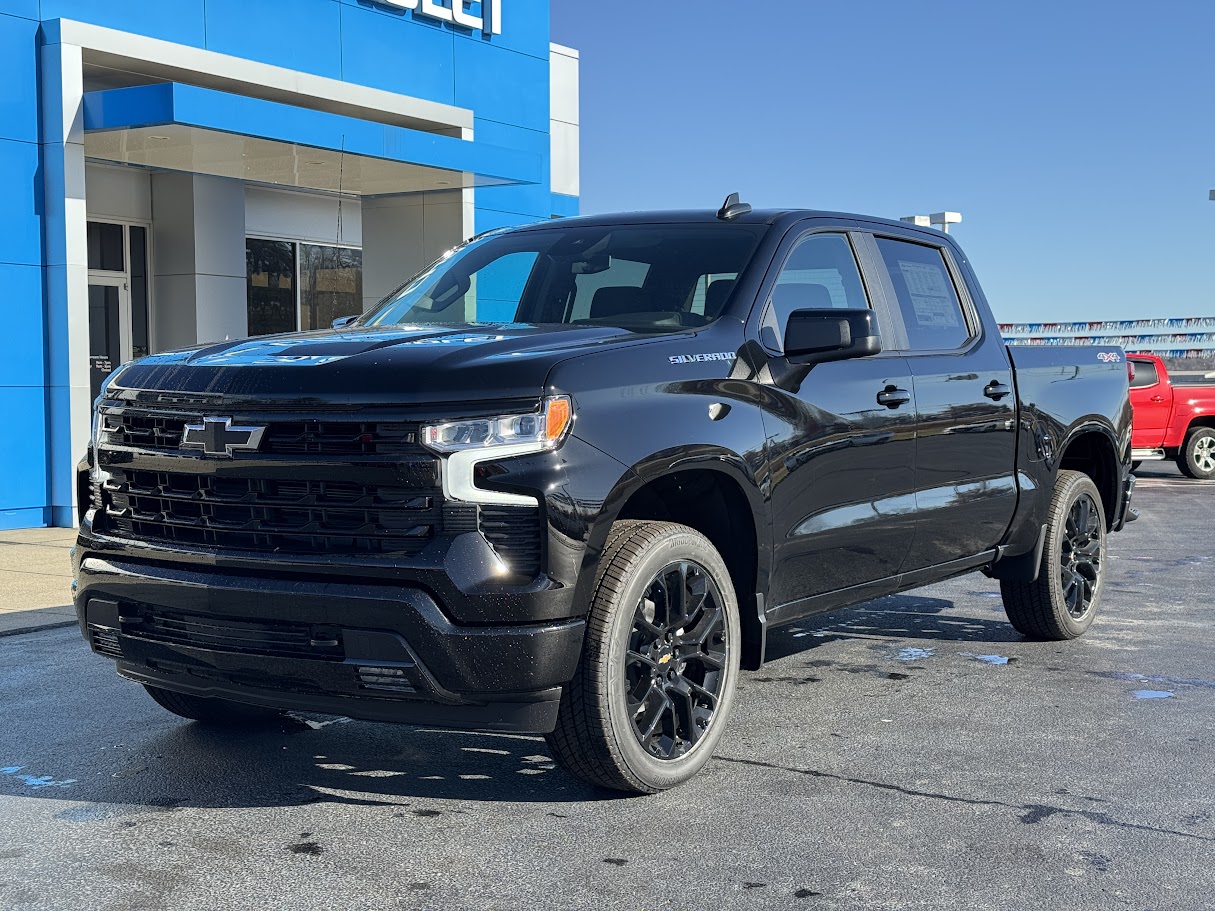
[360,223,767,331]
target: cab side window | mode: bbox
[876,238,972,351]
[1130,359,1159,388]
[764,233,868,347]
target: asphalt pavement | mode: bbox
[1,461,1212,910]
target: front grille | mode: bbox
[95,406,545,570]
[101,409,425,458]
[122,605,344,661]
[480,507,543,577]
[102,468,440,556]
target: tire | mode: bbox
[546,520,741,794]
[1177,427,1215,479]
[1000,470,1107,640]
[143,684,282,725]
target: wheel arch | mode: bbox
[1184,416,1215,434]
[574,450,770,670]
[1057,425,1121,529]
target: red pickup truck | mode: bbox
[1129,353,1215,479]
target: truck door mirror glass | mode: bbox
[783,308,882,365]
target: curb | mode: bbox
[0,619,78,639]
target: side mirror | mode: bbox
[332,315,358,329]
[784,308,881,365]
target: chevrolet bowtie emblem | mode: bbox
[181,417,266,458]
[658,654,673,666]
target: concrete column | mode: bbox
[151,173,248,351]
[361,190,466,315]
[41,38,90,528]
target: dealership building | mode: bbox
[0,0,579,529]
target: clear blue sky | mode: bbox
[551,1,1214,324]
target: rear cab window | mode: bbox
[1129,359,1159,388]
[875,237,973,351]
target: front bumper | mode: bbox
[74,556,585,733]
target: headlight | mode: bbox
[90,369,123,449]
[88,370,123,508]
[422,396,573,507]
[422,396,573,454]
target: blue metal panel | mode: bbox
[0,506,49,529]
[336,0,551,62]
[474,207,542,236]
[0,15,38,143]
[339,3,456,106]
[0,263,46,388]
[0,386,49,512]
[0,138,43,268]
[550,193,579,218]
[454,37,548,133]
[40,1,207,47]
[471,118,551,218]
[204,0,343,80]
[82,83,542,186]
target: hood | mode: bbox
[109,323,658,408]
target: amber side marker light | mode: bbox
[544,395,573,446]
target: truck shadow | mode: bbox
[7,717,611,811]
[2,597,1022,814]
[763,593,1022,663]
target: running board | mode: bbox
[1132,448,1166,461]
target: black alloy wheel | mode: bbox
[1060,492,1102,620]
[625,561,729,760]
[546,520,741,793]
[1000,469,1107,640]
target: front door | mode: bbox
[757,230,918,610]
[88,276,131,401]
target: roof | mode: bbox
[509,208,958,243]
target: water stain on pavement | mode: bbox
[753,675,821,686]
[603,858,628,866]
[0,766,75,790]
[962,653,1016,666]
[893,647,936,662]
[1091,671,1215,690]
[286,842,324,856]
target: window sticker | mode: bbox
[898,261,960,327]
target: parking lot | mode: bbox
[1,461,1212,911]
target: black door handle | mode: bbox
[877,386,911,409]
[984,381,1012,401]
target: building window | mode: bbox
[87,222,125,272]
[246,239,297,337]
[246,238,363,336]
[300,244,363,331]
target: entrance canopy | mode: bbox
[82,83,541,196]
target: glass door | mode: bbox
[88,276,131,401]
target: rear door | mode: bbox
[864,232,1018,571]
[756,227,918,608]
[1128,356,1170,449]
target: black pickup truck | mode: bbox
[74,198,1135,793]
